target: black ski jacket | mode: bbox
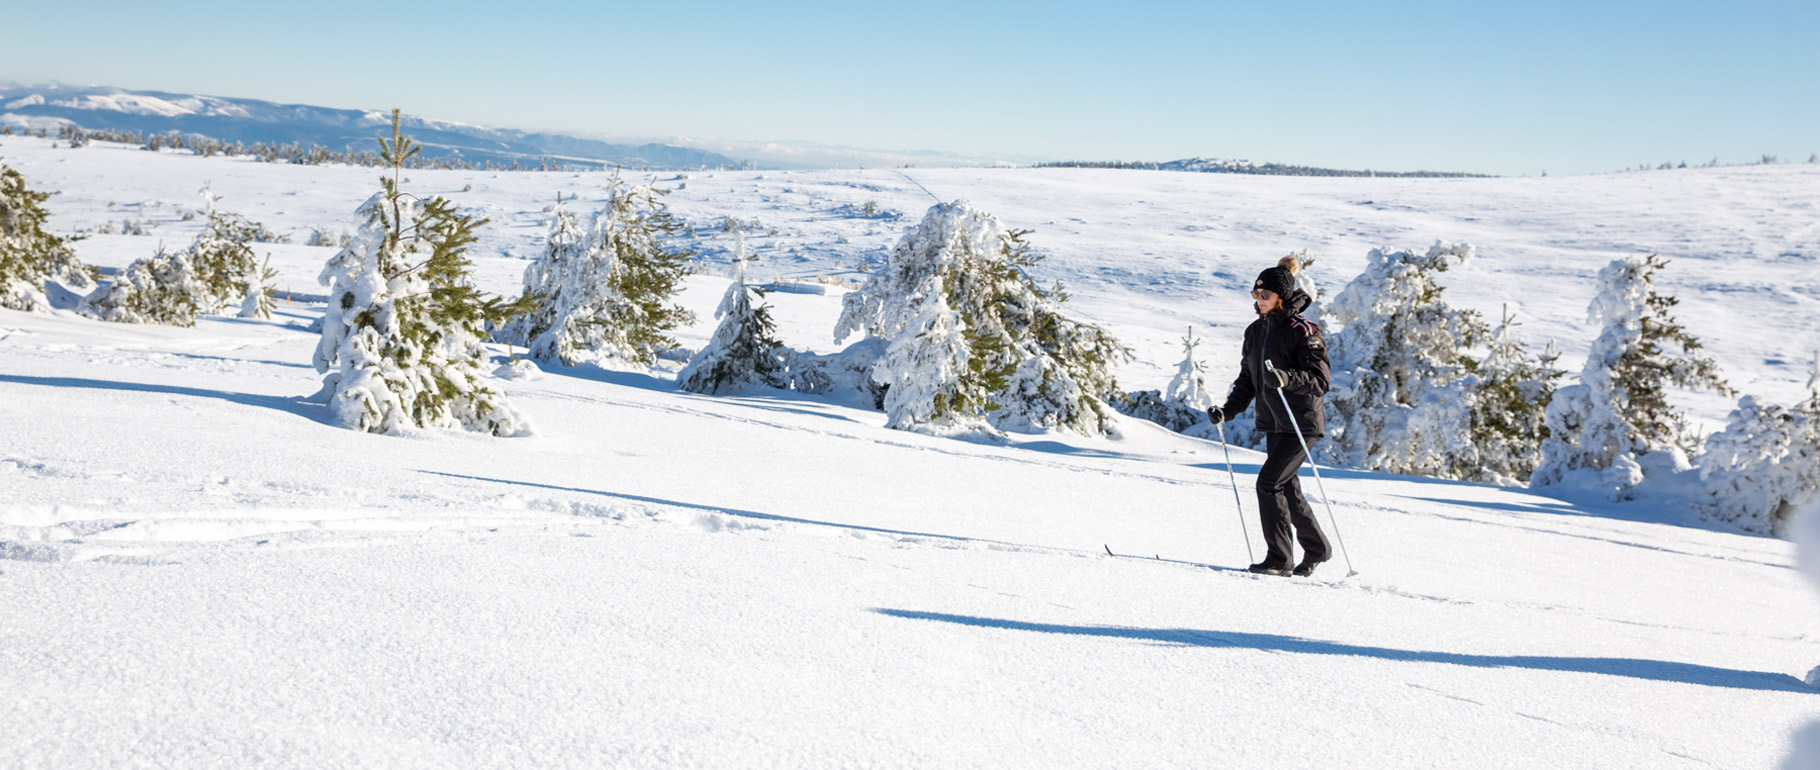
[1218,290,1331,436]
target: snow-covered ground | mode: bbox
[3,135,1818,768]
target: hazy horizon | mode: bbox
[6,0,1817,175]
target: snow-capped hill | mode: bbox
[1164,157,1260,172]
[0,83,742,170]
[40,92,251,119]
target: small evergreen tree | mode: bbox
[1321,242,1488,477]
[0,159,91,311]
[502,184,695,366]
[236,257,278,319]
[1533,255,1731,497]
[313,109,534,437]
[678,234,785,394]
[1165,326,1213,411]
[836,200,1127,436]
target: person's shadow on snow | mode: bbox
[874,608,1812,694]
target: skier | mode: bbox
[1206,256,1334,577]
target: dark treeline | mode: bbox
[1035,157,1493,178]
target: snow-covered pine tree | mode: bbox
[1532,255,1731,497]
[502,184,695,366]
[835,200,1126,436]
[1166,326,1213,412]
[1696,370,1820,536]
[313,109,535,437]
[677,234,785,394]
[874,274,980,432]
[1320,242,1488,478]
[496,193,585,356]
[1467,307,1565,484]
[0,159,91,311]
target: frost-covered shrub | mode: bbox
[678,250,785,395]
[0,159,91,311]
[85,188,278,324]
[1320,242,1488,478]
[1533,255,1729,498]
[1697,375,1820,536]
[1115,390,1205,434]
[786,338,888,410]
[313,110,534,437]
[835,200,1126,436]
[500,186,695,366]
[82,247,206,325]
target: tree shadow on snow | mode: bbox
[1011,440,1158,462]
[533,361,678,393]
[1406,493,1755,534]
[1394,495,1793,570]
[0,374,329,425]
[416,469,1039,550]
[535,361,872,427]
[873,609,1813,694]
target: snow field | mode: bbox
[3,301,1816,767]
[3,134,1819,767]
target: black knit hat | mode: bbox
[1252,260,1297,299]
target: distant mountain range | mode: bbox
[0,83,1490,176]
[0,83,742,170]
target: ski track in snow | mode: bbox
[1,135,1817,768]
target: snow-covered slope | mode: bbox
[3,134,1818,768]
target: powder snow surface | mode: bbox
[2,135,1818,768]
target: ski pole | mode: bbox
[1264,360,1357,577]
[1214,420,1256,565]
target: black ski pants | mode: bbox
[1256,432,1330,568]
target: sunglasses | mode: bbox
[1251,289,1277,300]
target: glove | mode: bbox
[1206,407,1226,424]
[1265,363,1290,389]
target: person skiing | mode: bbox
[1206,255,1333,577]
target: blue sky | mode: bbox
[5,0,1816,175]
